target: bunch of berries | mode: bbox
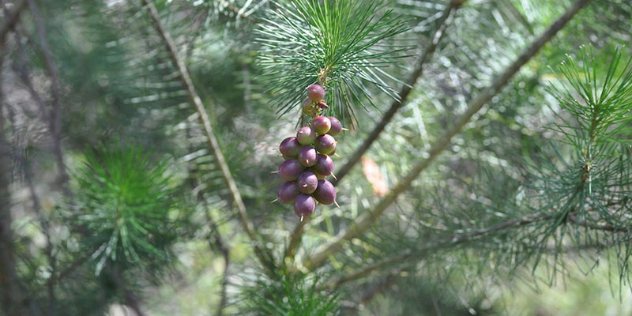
[277,84,341,219]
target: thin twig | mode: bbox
[140,0,274,272]
[302,0,593,271]
[26,0,68,192]
[283,216,310,266]
[319,213,556,291]
[332,0,466,186]
[187,122,230,316]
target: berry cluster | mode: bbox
[277,85,341,219]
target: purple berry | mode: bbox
[327,117,342,136]
[312,116,331,135]
[307,84,325,102]
[302,98,314,115]
[279,137,301,159]
[313,180,336,205]
[297,171,318,194]
[297,126,317,145]
[278,159,304,181]
[278,181,299,204]
[294,194,316,217]
[315,134,336,155]
[313,154,334,177]
[298,146,317,167]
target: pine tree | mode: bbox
[1,0,632,315]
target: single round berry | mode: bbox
[278,159,304,181]
[298,146,318,167]
[279,137,301,159]
[312,116,331,135]
[313,180,336,205]
[315,134,336,155]
[327,117,342,136]
[278,181,299,204]
[313,154,334,177]
[297,126,317,145]
[307,84,325,102]
[294,194,316,217]
[297,171,318,194]
[302,98,314,115]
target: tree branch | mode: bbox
[26,0,68,192]
[332,0,466,186]
[319,213,556,291]
[140,0,274,271]
[302,0,593,271]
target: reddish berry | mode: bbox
[279,137,301,159]
[313,116,331,135]
[302,98,314,115]
[313,154,334,177]
[297,126,317,145]
[278,181,299,204]
[313,180,336,205]
[315,134,336,155]
[327,117,342,136]
[297,171,318,194]
[294,194,316,217]
[307,84,325,102]
[298,146,317,167]
[278,159,304,181]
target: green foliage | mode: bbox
[68,146,182,275]
[257,0,411,123]
[548,46,632,148]
[242,274,340,316]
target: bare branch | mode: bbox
[140,0,274,271]
[302,0,593,271]
[332,0,465,185]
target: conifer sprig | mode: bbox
[547,46,632,149]
[257,0,411,122]
[69,147,180,275]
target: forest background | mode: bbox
[1,0,632,315]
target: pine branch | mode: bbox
[140,0,274,272]
[302,0,593,271]
[26,0,68,193]
[332,0,466,185]
[319,213,556,291]
[283,0,465,269]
